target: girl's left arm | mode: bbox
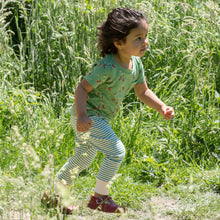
[134,82,175,121]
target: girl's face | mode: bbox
[116,19,149,59]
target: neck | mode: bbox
[114,53,132,70]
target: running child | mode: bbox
[42,7,175,214]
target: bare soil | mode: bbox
[2,196,180,220]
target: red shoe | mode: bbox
[41,190,59,208]
[61,205,78,215]
[88,195,126,213]
[41,190,77,215]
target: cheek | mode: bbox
[132,42,141,48]
[137,41,143,46]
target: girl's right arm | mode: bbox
[74,79,94,132]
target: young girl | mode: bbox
[42,7,174,214]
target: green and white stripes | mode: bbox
[57,115,125,185]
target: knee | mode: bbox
[110,141,126,163]
[119,144,126,160]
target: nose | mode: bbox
[142,37,149,47]
[144,38,149,46]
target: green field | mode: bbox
[0,0,219,219]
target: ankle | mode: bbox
[94,192,106,198]
[55,179,68,189]
[94,179,109,196]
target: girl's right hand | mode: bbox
[76,115,93,132]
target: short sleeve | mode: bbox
[135,58,145,84]
[85,63,109,89]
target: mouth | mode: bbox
[141,47,147,52]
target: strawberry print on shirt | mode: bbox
[84,54,145,121]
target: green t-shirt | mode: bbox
[73,53,145,121]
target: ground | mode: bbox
[1,195,213,220]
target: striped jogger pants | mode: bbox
[56,115,125,186]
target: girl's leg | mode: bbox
[85,116,126,213]
[56,143,97,186]
[86,116,126,196]
[56,115,97,186]
[44,116,96,214]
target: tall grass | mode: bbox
[0,0,219,219]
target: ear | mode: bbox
[113,39,124,49]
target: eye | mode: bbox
[136,37,142,41]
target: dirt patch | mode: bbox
[1,196,180,220]
[150,196,179,220]
[2,211,31,220]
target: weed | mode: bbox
[0,0,219,219]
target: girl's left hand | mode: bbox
[162,106,175,121]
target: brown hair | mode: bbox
[97,8,148,57]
